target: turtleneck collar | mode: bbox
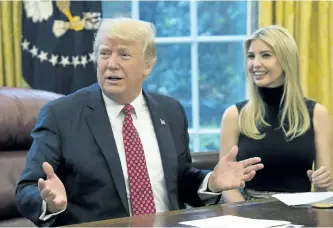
[258,85,284,107]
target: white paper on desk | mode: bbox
[272,192,333,206]
[179,215,292,228]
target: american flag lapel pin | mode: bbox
[160,119,166,125]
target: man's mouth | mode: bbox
[106,76,123,81]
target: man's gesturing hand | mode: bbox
[208,146,264,192]
[38,162,67,213]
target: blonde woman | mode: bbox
[220,25,332,202]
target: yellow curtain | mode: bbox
[259,0,333,117]
[0,1,27,87]
[259,0,333,189]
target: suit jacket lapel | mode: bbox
[84,84,129,215]
[144,92,179,210]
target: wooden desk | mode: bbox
[69,199,333,227]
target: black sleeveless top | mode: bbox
[236,85,316,192]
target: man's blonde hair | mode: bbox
[93,17,157,66]
[239,25,310,140]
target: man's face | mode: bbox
[96,37,152,104]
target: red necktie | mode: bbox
[122,104,156,215]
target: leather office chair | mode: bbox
[191,151,219,170]
[0,87,63,226]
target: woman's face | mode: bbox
[247,39,284,88]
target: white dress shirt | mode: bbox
[39,91,220,221]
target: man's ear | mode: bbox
[144,63,154,78]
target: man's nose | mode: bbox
[107,53,119,69]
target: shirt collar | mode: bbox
[102,91,145,120]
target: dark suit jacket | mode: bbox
[15,83,212,227]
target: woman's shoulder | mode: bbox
[307,99,331,122]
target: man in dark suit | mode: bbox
[15,18,264,227]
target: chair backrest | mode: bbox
[0,87,63,151]
[191,151,219,170]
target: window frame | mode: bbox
[113,0,258,152]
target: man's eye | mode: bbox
[120,52,131,59]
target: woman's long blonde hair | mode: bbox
[239,25,310,140]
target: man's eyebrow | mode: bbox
[117,46,133,52]
[98,47,113,52]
